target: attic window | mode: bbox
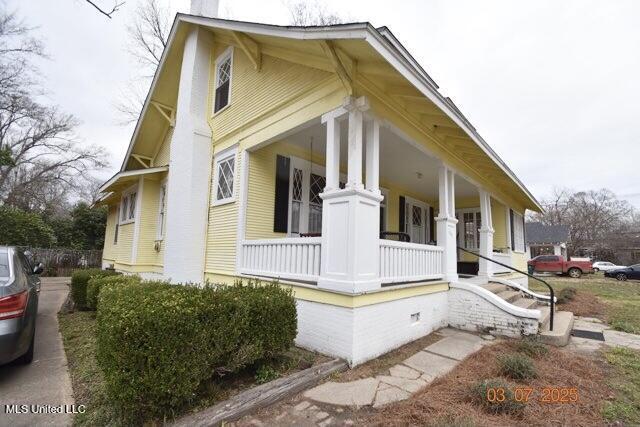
[214,48,232,113]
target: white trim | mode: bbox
[119,184,139,225]
[211,144,238,206]
[99,166,168,194]
[403,196,431,244]
[212,46,233,116]
[131,177,144,263]
[450,281,541,320]
[235,150,250,273]
[456,207,482,251]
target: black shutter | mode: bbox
[273,155,290,233]
[429,206,435,242]
[399,196,405,233]
[214,80,230,113]
[509,209,515,250]
[522,215,526,249]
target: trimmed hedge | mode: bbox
[70,268,120,309]
[96,280,297,419]
[86,275,141,310]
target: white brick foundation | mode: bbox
[448,286,538,337]
[295,290,448,366]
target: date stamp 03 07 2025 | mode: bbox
[486,387,579,404]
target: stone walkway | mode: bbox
[231,329,492,426]
[568,316,640,354]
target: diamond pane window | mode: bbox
[292,168,303,202]
[217,57,231,87]
[309,173,325,206]
[214,51,232,113]
[216,156,235,201]
[412,206,422,226]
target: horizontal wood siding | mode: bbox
[154,127,172,166]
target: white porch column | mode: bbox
[436,165,458,282]
[365,119,381,194]
[322,114,341,191]
[478,189,495,279]
[163,27,213,283]
[319,96,383,293]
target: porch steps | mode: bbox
[479,278,574,346]
[495,290,520,303]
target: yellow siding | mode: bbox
[491,198,508,250]
[209,44,332,144]
[511,251,527,271]
[135,176,165,267]
[116,223,134,264]
[102,205,118,262]
[153,127,172,166]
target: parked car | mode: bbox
[592,261,627,272]
[527,255,593,278]
[0,246,43,365]
[604,263,640,281]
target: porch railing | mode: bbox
[239,238,322,282]
[492,252,512,273]
[379,240,444,284]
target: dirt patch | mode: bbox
[558,290,607,319]
[335,331,444,382]
[367,341,611,427]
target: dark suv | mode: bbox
[0,247,43,365]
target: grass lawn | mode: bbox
[58,310,327,426]
[603,347,640,424]
[529,273,640,334]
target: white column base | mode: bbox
[436,216,458,282]
[478,227,495,279]
[318,188,383,294]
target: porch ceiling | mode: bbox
[281,120,479,203]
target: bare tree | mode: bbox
[0,7,107,213]
[117,0,171,124]
[286,0,344,26]
[83,0,125,19]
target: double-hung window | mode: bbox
[120,187,137,224]
[458,209,482,250]
[212,147,236,205]
[157,183,167,239]
[214,48,232,113]
[512,211,525,252]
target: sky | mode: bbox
[8,0,640,208]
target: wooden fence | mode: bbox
[21,247,103,277]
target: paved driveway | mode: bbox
[0,277,74,426]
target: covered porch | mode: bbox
[234,96,525,290]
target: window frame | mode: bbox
[212,47,233,116]
[119,184,138,225]
[212,145,237,206]
[511,210,525,253]
[456,207,482,251]
[156,180,168,240]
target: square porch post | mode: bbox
[478,189,495,280]
[318,96,383,293]
[436,165,458,282]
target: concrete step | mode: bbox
[539,311,574,347]
[481,283,508,294]
[538,306,550,328]
[495,290,520,303]
[512,297,537,309]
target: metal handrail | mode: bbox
[457,246,555,331]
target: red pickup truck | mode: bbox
[527,255,593,278]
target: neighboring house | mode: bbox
[97,1,567,365]
[525,222,570,259]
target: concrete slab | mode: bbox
[540,311,574,346]
[0,278,74,427]
[566,336,603,354]
[388,364,421,380]
[373,385,410,408]
[303,378,380,406]
[403,351,458,378]
[376,375,426,393]
[573,317,608,333]
[603,330,640,350]
[424,336,484,361]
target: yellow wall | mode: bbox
[135,175,165,268]
[102,205,118,263]
[491,198,508,250]
[153,127,172,166]
[511,251,527,271]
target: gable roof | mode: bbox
[118,14,542,212]
[525,222,570,245]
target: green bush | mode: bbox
[472,378,525,415]
[96,280,297,419]
[514,337,549,359]
[71,268,119,310]
[556,287,577,304]
[86,275,141,310]
[0,205,56,247]
[498,353,537,380]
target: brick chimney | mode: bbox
[190,0,219,18]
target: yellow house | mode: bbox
[98,5,572,365]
